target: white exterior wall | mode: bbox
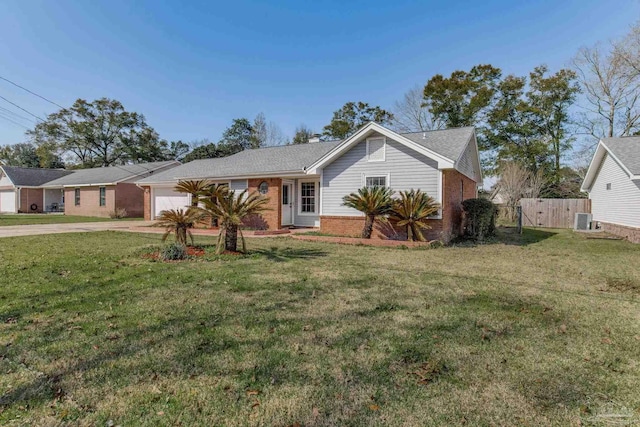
[321,135,439,216]
[590,153,640,228]
[230,179,248,191]
[456,139,480,182]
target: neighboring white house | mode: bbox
[581,136,640,243]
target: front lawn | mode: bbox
[0,214,142,226]
[0,229,639,425]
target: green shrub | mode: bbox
[462,198,497,241]
[160,243,188,261]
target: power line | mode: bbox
[0,112,30,130]
[0,105,36,124]
[0,94,45,122]
[0,75,65,109]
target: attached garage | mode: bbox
[0,190,17,213]
[152,187,190,219]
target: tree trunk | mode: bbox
[225,223,238,252]
[362,214,374,238]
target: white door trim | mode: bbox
[281,180,294,226]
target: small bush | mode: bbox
[109,208,128,219]
[462,198,497,241]
[160,243,187,261]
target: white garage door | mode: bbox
[0,190,17,213]
[153,187,190,219]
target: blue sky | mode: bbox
[0,0,638,145]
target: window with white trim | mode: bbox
[300,182,316,213]
[367,137,385,162]
[365,176,387,188]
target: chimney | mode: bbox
[308,134,321,143]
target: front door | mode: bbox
[281,181,293,226]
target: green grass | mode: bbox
[1,228,639,426]
[0,214,142,226]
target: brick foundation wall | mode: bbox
[19,188,43,213]
[320,215,445,240]
[599,222,640,243]
[115,183,145,218]
[246,178,281,230]
[143,186,151,220]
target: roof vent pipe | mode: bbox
[308,134,321,143]
[422,132,427,139]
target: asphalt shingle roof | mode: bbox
[603,136,640,175]
[1,166,73,187]
[44,161,178,187]
[402,127,474,162]
[137,126,475,184]
[137,142,342,183]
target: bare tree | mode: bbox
[392,85,445,133]
[266,121,286,146]
[614,21,640,76]
[498,162,544,220]
[573,36,640,145]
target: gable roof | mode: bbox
[137,142,342,184]
[43,161,179,187]
[306,122,477,177]
[0,166,73,187]
[137,123,480,185]
[581,136,640,191]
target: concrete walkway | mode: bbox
[0,221,155,238]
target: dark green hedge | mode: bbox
[462,198,497,241]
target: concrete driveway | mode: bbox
[0,221,155,238]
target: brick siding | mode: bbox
[19,188,43,213]
[599,221,640,243]
[245,178,282,230]
[143,186,151,220]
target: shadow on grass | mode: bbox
[252,246,328,262]
[451,227,557,247]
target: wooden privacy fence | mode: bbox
[520,198,591,229]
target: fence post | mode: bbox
[516,205,522,234]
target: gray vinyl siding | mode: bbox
[293,178,320,227]
[456,139,479,182]
[230,179,248,191]
[321,136,440,216]
[590,153,640,228]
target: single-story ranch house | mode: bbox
[0,161,179,216]
[0,166,72,213]
[138,122,482,241]
[581,136,640,243]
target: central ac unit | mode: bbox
[574,213,592,230]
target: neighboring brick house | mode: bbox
[39,161,180,218]
[138,123,482,242]
[0,166,73,213]
[581,136,640,243]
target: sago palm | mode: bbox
[156,207,204,246]
[342,186,394,238]
[389,189,440,241]
[198,188,270,253]
[175,180,212,207]
[198,183,230,227]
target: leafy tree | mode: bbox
[165,140,190,161]
[290,124,315,145]
[393,85,445,132]
[527,66,580,183]
[323,102,394,139]
[0,142,64,168]
[198,187,269,253]
[27,98,165,167]
[342,186,394,238]
[423,64,502,134]
[220,118,260,152]
[389,190,440,241]
[156,208,203,246]
[182,142,224,162]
